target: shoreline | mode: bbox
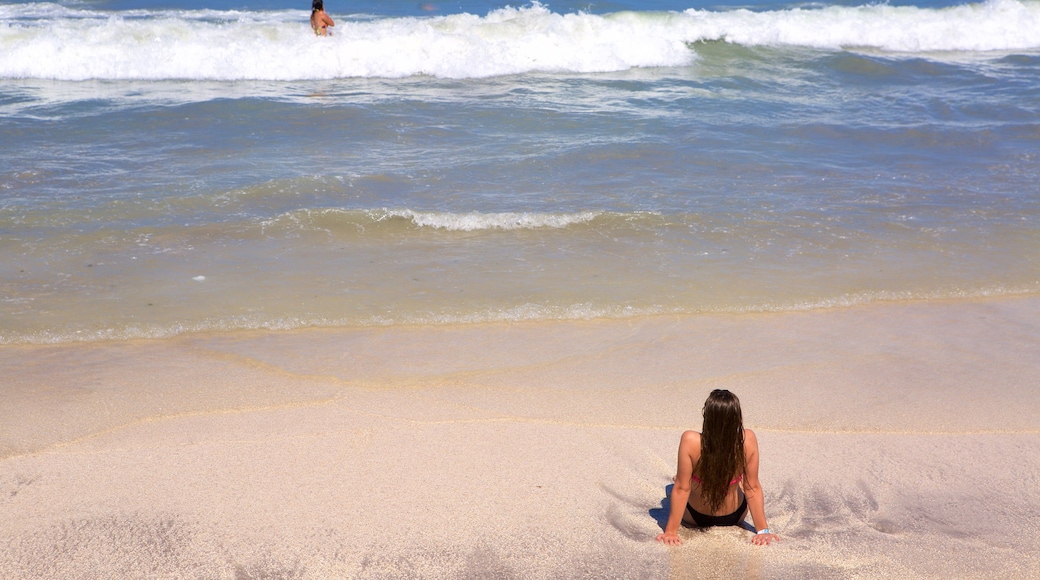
[3,296,1039,577]
[6,289,1040,348]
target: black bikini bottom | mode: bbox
[685,495,748,528]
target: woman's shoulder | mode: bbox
[678,430,702,461]
[743,428,759,451]
[679,429,702,448]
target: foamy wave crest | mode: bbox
[682,0,1040,52]
[373,209,603,231]
[3,1,1038,80]
[256,207,609,235]
[0,3,693,80]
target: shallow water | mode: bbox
[2,0,1040,342]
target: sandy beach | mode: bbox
[2,297,1039,578]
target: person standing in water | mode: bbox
[311,0,335,36]
[656,389,779,546]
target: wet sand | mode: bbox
[2,297,1039,578]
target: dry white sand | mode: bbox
[2,297,1039,578]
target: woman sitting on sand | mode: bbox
[656,389,779,546]
[310,0,335,36]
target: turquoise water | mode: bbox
[2,0,1040,342]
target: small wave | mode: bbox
[371,208,604,231]
[3,1,1038,80]
[257,207,613,234]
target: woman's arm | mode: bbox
[742,429,778,545]
[656,430,698,545]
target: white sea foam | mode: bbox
[373,208,604,231]
[2,1,1038,80]
[252,208,610,237]
[256,207,606,233]
[682,0,1040,52]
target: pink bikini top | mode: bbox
[691,473,743,486]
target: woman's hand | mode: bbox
[751,532,779,546]
[656,531,683,545]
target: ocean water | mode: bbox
[1,0,1039,343]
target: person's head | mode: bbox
[697,389,746,512]
[312,0,324,12]
[701,389,744,447]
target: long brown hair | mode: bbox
[695,389,746,513]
